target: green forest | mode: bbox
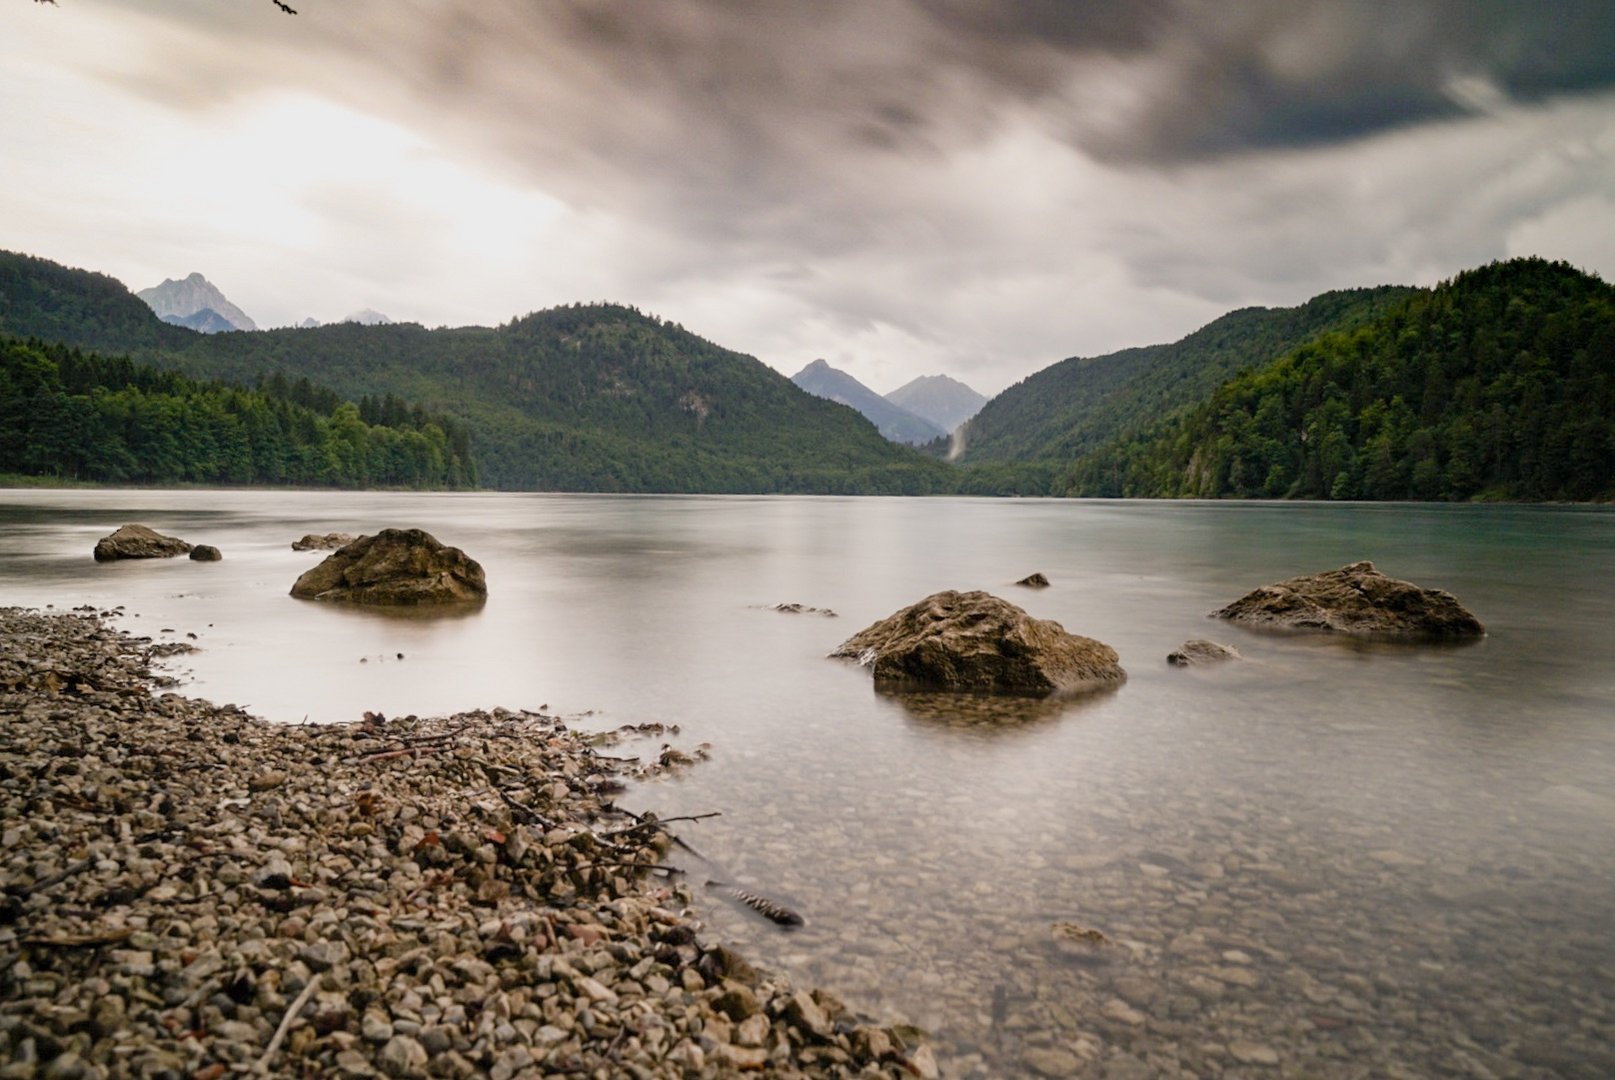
[1,250,1611,501]
[1060,259,1615,501]
[0,337,475,488]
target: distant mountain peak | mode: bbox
[885,373,987,434]
[791,359,946,445]
[136,273,257,332]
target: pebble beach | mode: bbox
[0,607,931,1079]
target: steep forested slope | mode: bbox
[0,253,950,493]
[1065,259,1615,501]
[957,286,1416,466]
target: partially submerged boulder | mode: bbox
[93,524,191,562]
[831,590,1125,697]
[189,545,223,562]
[290,528,486,606]
[1167,639,1241,666]
[293,532,359,552]
[1212,561,1484,638]
[1015,572,1051,589]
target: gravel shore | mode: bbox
[0,608,932,1079]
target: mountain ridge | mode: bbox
[885,373,986,434]
[136,272,257,332]
[790,359,946,444]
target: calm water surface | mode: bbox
[2,490,1612,1078]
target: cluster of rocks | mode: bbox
[92,526,219,564]
[832,563,1484,697]
[0,608,934,1079]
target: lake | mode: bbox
[3,489,1613,1078]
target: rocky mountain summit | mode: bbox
[135,272,256,332]
[884,374,986,434]
[790,360,944,445]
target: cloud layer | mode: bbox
[5,0,1614,393]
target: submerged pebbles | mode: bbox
[0,608,926,1079]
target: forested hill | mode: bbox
[956,285,1416,468]
[0,251,196,355]
[0,337,474,489]
[1063,258,1615,501]
[0,252,951,494]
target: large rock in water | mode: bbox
[289,528,486,605]
[831,590,1125,697]
[1212,561,1484,637]
[93,524,191,562]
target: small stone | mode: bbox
[1228,1041,1281,1066]
[253,857,294,890]
[189,544,223,562]
[301,939,350,972]
[1021,1047,1081,1078]
[379,1034,428,1078]
[713,982,761,1021]
[250,770,288,792]
[783,989,831,1039]
[1101,998,1147,1026]
[362,1009,393,1043]
[907,1045,941,1080]
[573,975,617,1005]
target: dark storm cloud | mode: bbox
[101,0,1615,178]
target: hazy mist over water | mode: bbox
[3,489,1612,1075]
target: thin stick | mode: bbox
[256,973,322,1074]
[600,812,720,839]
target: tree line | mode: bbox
[0,337,475,489]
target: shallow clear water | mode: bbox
[3,490,1613,1077]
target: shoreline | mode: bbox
[0,607,931,1079]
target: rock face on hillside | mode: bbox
[290,528,485,605]
[832,590,1125,697]
[292,532,359,552]
[1212,561,1484,637]
[135,272,257,332]
[92,524,192,562]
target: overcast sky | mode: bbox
[4,1,1613,395]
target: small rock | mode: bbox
[379,1035,428,1078]
[189,545,223,562]
[249,770,288,792]
[1228,1041,1281,1066]
[1166,639,1241,666]
[1015,572,1050,588]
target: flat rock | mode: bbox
[831,590,1124,697]
[290,528,486,606]
[1167,639,1240,666]
[293,532,360,551]
[92,524,191,562]
[1211,561,1484,638]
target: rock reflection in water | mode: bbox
[876,687,1117,732]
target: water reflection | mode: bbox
[878,686,1118,733]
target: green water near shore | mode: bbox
[3,490,1612,1076]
